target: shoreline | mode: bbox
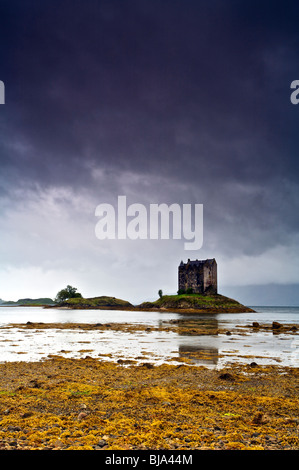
[46,305,256,314]
[0,357,298,450]
[1,304,255,313]
[6,319,299,334]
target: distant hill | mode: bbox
[1,298,54,306]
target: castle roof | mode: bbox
[180,258,216,267]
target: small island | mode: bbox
[50,259,255,313]
[137,293,255,313]
[51,293,255,314]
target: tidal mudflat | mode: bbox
[0,357,298,450]
[0,317,297,368]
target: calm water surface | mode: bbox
[0,306,298,368]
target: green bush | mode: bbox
[55,285,82,303]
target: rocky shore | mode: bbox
[0,357,298,450]
[7,319,298,336]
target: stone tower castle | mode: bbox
[178,258,217,294]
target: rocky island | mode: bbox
[52,293,255,314]
[137,293,255,313]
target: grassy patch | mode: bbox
[58,296,133,309]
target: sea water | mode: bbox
[0,306,298,368]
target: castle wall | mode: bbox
[203,263,217,294]
[179,264,204,293]
[178,259,217,294]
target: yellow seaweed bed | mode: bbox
[0,357,298,450]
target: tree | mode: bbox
[55,285,82,303]
[158,289,163,299]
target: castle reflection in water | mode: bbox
[176,317,220,366]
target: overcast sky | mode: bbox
[0,0,299,304]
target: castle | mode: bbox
[178,258,217,294]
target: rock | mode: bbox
[252,412,268,425]
[7,425,21,432]
[252,412,263,425]
[272,321,282,329]
[9,440,18,447]
[78,412,88,420]
[21,412,33,418]
[52,439,64,448]
[249,362,258,367]
[97,439,107,448]
[252,322,260,328]
[219,372,234,381]
[225,331,231,335]
[29,379,42,388]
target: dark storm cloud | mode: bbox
[0,0,299,267]
[0,0,298,186]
